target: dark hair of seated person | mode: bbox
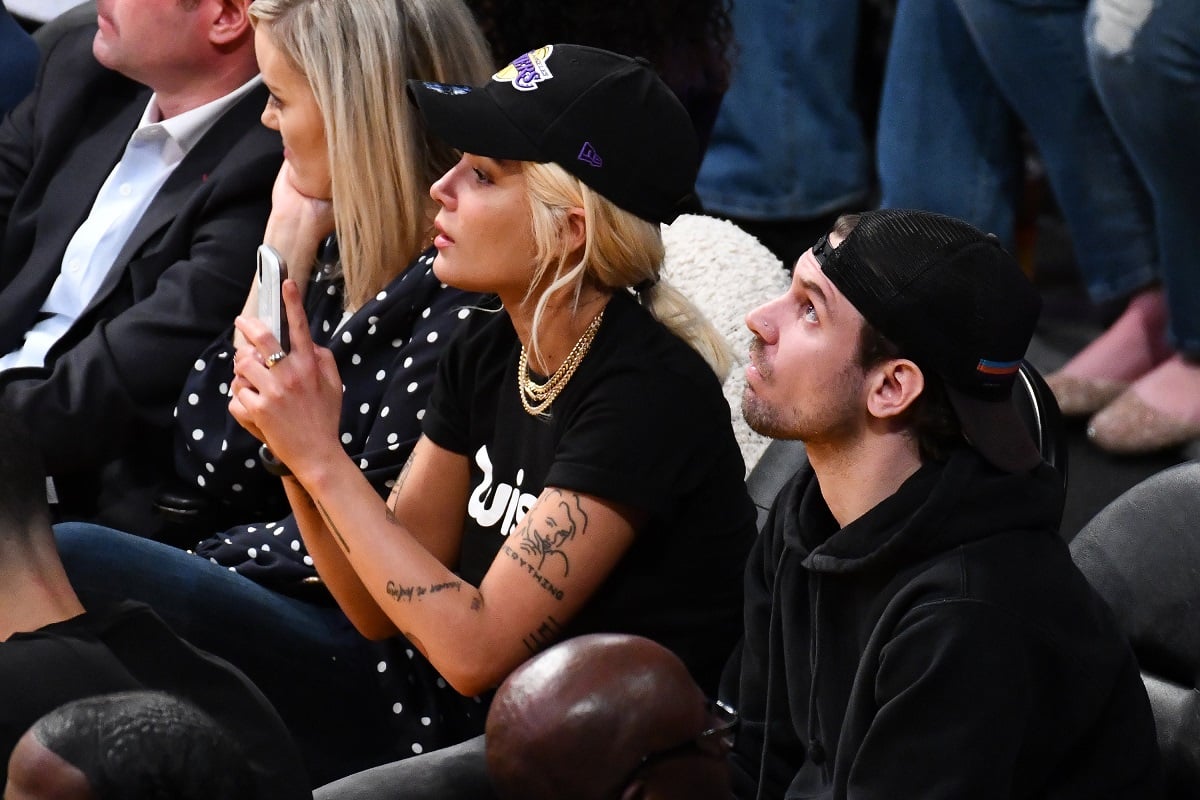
[5,690,258,800]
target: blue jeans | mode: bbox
[1087,0,1200,355]
[54,522,400,787]
[878,0,1157,303]
[695,0,870,219]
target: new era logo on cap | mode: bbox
[577,142,603,168]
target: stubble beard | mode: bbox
[741,363,865,444]
[741,385,801,440]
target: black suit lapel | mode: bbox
[0,86,146,354]
[91,83,271,308]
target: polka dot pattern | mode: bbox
[184,247,481,610]
[180,250,490,748]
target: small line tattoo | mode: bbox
[522,615,563,654]
[393,451,416,494]
[315,500,352,553]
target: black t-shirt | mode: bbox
[0,601,309,798]
[0,621,141,783]
[422,291,756,692]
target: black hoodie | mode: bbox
[723,448,1162,799]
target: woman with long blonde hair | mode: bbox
[230,41,756,755]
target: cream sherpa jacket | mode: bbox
[662,214,789,474]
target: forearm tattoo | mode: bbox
[385,452,416,527]
[393,451,416,496]
[522,615,563,655]
[315,499,352,554]
[385,579,463,602]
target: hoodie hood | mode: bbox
[782,447,1065,574]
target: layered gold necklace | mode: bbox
[518,306,606,417]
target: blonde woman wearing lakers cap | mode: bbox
[230,44,756,722]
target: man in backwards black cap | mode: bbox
[725,209,1162,798]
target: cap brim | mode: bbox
[945,386,1043,473]
[407,80,544,162]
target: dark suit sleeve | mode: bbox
[0,128,281,474]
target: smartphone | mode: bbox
[256,244,289,353]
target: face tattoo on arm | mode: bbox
[516,488,589,577]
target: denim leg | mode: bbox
[954,0,1158,302]
[53,522,398,786]
[695,0,870,219]
[877,0,1023,245]
[1087,0,1200,354]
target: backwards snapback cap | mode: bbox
[820,209,1043,472]
[408,44,701,225]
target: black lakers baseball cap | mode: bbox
[407,44,702,225]
[818,209,1043,472]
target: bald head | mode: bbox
[8,691,256,800]
[5,730,94,800]
[486,634,731,800]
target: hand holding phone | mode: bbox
[256,244,289,353]
[255,245,292,476]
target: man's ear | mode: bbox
[865,358,925,420]
[209,0,253,47]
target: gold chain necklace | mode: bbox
[518,306,606,416]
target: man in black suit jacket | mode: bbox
[0,0,281,538]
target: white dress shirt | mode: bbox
[0,75,263,372]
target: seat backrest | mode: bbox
[660,213,788,474]
[1070,462,1200,799]
[745,359,1068,531]
[1013,359,1069,488]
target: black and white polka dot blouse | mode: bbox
[175,248,482,595]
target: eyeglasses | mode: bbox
[613,700,738,795]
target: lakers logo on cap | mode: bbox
[493,46,554,92]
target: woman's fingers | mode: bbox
[282,278,314,359]
[234,313,282,362]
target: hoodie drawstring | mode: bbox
[806,574,828,773]
[755,547,788,800]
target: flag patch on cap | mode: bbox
[976,358,1021,376]
[577,142,602,167]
